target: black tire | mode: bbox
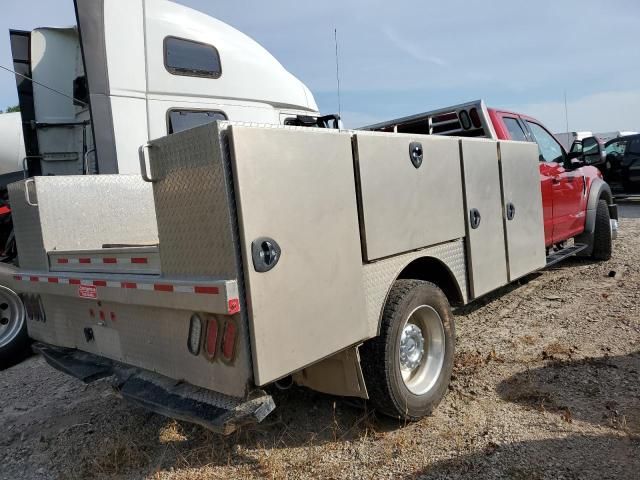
[359,279,455,420]
[591,199,612,261]
[0,286,29,366]
[0,321,29,366]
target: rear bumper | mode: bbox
[33,342,275,435]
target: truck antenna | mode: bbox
[564,90,569,134]
[334,28,342,125]
[0,64,88,107]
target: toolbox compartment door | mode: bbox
[498,141,546,280]
[353,133,465,261]
[229,126,368,385]
[460,139,508,298]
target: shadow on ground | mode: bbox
[496,352,640,433]
[0,347,32,371]
[411,434,639,479]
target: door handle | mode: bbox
[552,176,561,184]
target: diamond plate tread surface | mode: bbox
[9,176,158,271]
[362,239,468,336]
[9,180,48,271]
[149,123,238,279]
[35,343,274,435]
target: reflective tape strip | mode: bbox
[12,275,232,303]
[54,256,151,265]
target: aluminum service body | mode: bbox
[4,120,545,414]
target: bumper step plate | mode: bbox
[33,343,275,435]
[545,243,588,267]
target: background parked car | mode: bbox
[601,134,640,192]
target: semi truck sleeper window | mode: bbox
[164,37,222,78]
[168,110,228,134]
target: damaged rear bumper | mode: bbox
[33,343,275,435]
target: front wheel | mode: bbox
[591,199,612,261]
[359,280,455,420]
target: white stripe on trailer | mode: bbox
[174,285,195,294]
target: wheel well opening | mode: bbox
[397,256,463,306]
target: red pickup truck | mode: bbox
[364,100,618,263]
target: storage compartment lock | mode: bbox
[409,142,423,169]
[469,208,481,229]
[252,237,281,272]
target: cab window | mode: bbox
[164,37,222,78]
[502,117,528,142]
[167,110,227,134]
[628,138,640,155]
[526,121,564,163]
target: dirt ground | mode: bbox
[1,205,639,480]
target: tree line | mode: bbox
[0,105,20,114]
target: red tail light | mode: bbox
[205,316,219,359]
[222,320,237,361]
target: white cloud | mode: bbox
[505,90,640,134]
[381,26,446,67]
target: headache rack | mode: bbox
[361,99,497,139]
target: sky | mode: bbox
[1,0,639,133]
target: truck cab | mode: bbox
[489,108,596,246]
[363,100,618,255]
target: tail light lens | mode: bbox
[187,314,203,356]
[204,316,219,360]
[222,320,237,361]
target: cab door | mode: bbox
[498,114,553,246]
[524,121,586,244]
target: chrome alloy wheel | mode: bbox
[0,286,25,350]
[398,305,446,395]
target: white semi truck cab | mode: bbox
[9,0,334,179]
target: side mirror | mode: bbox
[565,152,585,169]
[581,136,605,165]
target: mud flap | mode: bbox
[33,343,275,435]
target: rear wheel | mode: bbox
[0,286,29,364]
[360,280,455,420]
[591,199,612,261]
